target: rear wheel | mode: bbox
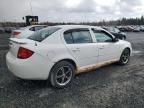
[50,61,75,88]
[118,48,130,65]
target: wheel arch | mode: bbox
[118,47,131,65]
[121,42,132,56]
[119,46,132,61]
[123,47,131,55]
[55,59,77,70]
[48,58,77,80]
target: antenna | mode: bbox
[35,42,37,46]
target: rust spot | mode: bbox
[75,60,117,75]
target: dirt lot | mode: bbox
[0,33,144,108]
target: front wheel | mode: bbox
[50,61,75,88]
[118,48,130,65]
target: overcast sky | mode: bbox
[0,0,144,22]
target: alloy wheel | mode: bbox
[55,66,72,86]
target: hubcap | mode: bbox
[122,50,129,64]
[55,66,72,86]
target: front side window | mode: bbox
[64,29,92,44]
[28,27,60,42]
[92,30,113,42]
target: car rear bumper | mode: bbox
[6,52,54,80]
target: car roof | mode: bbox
[49,25,102,30]
[18,25,47,30]
[27,25,47,28]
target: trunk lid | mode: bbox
[9,38,36,57]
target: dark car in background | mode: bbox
[4,27,16,33]
[139,26,144,31]
[0,27,5,34]
[103,27,126,40]
[132,26,141,32]
[117,26,134,32]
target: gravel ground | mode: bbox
[0,33,144,108]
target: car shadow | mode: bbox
[2,62,129,96]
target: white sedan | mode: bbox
[6,25,132,88]
[11,25,47,38]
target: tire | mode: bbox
[118,48,130,65]
[50,61,75,88]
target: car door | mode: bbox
[91,29,121,64]
[63,28,99,67]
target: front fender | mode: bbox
[120,41,132,56]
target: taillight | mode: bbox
[17,47,34,59]
[12,32,21,36]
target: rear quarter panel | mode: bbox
[39,30,78,66]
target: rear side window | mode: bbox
[28,27,60,42]
[29,26,47,31]
[64,32,73,44]
[34,26,47,31]
[64,29,92,44]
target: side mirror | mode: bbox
[113,38,119,42]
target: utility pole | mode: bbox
[29,0,33,15]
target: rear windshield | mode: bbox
[20,27,27,30]
[28,27,60,42]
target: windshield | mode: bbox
[28,27,60,42]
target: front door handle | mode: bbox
[99,46,104,49]
[99,47,104,49]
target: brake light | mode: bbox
[17,47,34,59]
[12,32,21,36]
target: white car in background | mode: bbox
[11,25,47,38]
[6,25,132,88]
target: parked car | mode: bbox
[0,27,5,34]
[133,26,141,32]
[103,27,126,40]
[140,26,144,31]
[6,25,132,88]
[4,27,16,33]
[118,26,134,32]
[11,25,47,38]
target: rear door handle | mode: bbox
[72,48,80,52]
